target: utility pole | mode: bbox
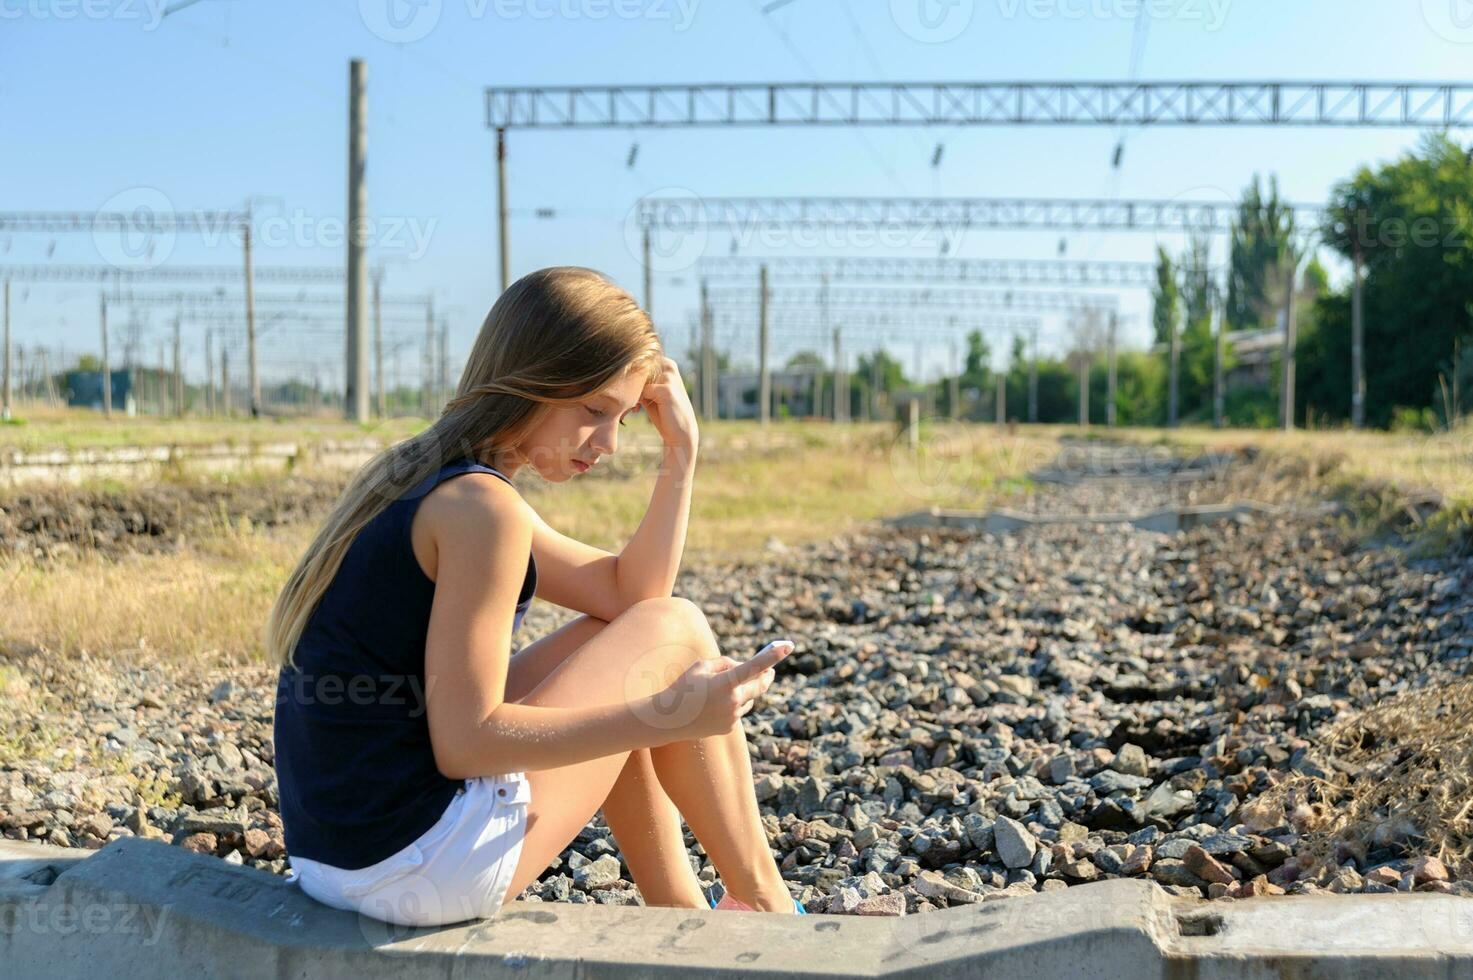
[1350,240,1365,428]
[687,318,700,418]
[1212,287,1225,428]
[1167,306,1180,428]
[948,339,960,421]
[995,368,1006,428]
[346,58,370,423]
[205,328,215,417]
[438,318,449,408]
[642,226,652,315]
[100,291,112,417]
[832,327,845,423]
[1028,324,1039,424]
[221,347,231,416]
[758,264,770,426]
[1281,256,1300,431]
[423,297,435,416]
[1107,312,1118,429]
[243,216,260,418]
[700,280,716,420]
[39,348,55,408]
[1077,351,1089,428]
[372,268,385,418]
[869,350,880,422]
[2,279,10,422]
[496,127,509,294]
[172,315,182,417]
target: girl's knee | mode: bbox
[620,596,714,650]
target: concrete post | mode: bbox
[423,298,435,416]
[1213,290,1225,428]
[2,279,10,422]
[1028,324,1039,424]
[346,58,370,423]
[1168,306,1180,428]
[496,127,509,295]
[1078,353,1089,428]
[949,338,960,421]
[373,270,385,418]
[1351,242,1364,428]
[100,292,111,417]
[758,265,769,426]
[205,328,215,417]
[243,219,259,418]
[642,225,652,316]
[172,315,182,417]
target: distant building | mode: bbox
[64,370,137,415]
[717,367,824,419]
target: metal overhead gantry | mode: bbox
[707,311,1046,424]
[700,257,1145,425]
[637,195,1325,234]
[0,264,342,284]
[486,80,1462,426]
[487,81,1472,129]
[2,262,341,418]
[704,285,1118,312]
[695,256,1156,287]
[487,79,1452,304]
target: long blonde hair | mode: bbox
[265,266,664,670]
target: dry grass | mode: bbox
[1102,422,1473,506]
[1100,422,1473,553]
[0,405,426,453]
[0,419,1052,666]
[0,521,312,672]
[1253,680,1473,877]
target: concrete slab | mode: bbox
[3,837,1471,978]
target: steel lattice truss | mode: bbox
[109,290,429,308]
[0,265,343,283]
[638,196,1323,233]
[0,212,248,233]
[710,309,1041,332]
[487,81,1473,129]
[696,256,1155,287]
[705,285,1118,312]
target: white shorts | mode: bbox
[285,771,532,928]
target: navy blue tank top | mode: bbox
[273,458,536,870]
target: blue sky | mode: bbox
[4,0,1470,386]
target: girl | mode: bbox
[268,266,804,927]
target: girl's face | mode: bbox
[509,368,648,482]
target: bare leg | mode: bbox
[644,610,792,912]
[505,613,705,908]
[497,597,793,913]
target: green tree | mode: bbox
[1303,133,1473,427]
[1152,246,1180,346]
[1227,174,1299,331]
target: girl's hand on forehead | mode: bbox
[638,356,699,455]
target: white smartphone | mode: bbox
[756,638,794,657]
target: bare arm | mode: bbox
[611,442,697,607]
[420,474,703,777]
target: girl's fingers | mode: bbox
[726,640,794,686]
